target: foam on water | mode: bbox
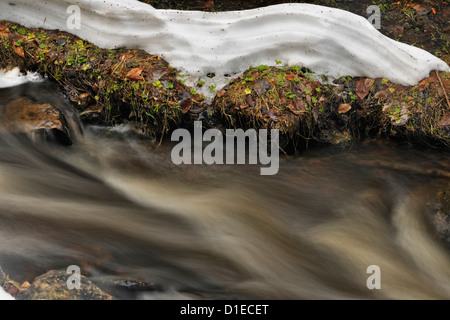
[0,68,42,88]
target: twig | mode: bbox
[436,70,450,109]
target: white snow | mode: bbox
[0,0,448,97]
[0,286,14,300]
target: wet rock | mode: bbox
[16,270,114,300]
[432,191,450,250]
[90,276,158,300]
[55,37,67,47]
[0,81,84,144]
[1,98,64,132]
[319,129,352,146]
[0,98,72,145]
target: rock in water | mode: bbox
[0,81,83,145]
[17,270,114,300]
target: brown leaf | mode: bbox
[0,26,9,38]
[119,53,133,62]
[125,67,144,81]
[413,4,425,12]
[204,0,215,10]
[246,94,255,107]
[216,89,226,97]
[439,113,450,127]
[180,98,192,112]
[373,89,388,100]
[338,104,352,114]
[285,74,296,81]
[264,109,280,122]
[365,78,375,88]
[294,99,307,111]
[13,45,24,58]
[356,78,369,100]
[20,281,31,290]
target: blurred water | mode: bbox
[0,82,449,300]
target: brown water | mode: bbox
[0,82,449,300]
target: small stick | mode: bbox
[436,70,450,109]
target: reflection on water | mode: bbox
[0,82,449,299]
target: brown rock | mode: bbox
[17,270,114,300]
[0,98,65,134]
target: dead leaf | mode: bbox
[13,45,24,58]
[413,4,425,12]
[204,0,215,10]
[216,89,226,97]
[119,53,133,62]
[294,99,307,111]
[338,104,352,114]
[285,74,296,81]
[180,98,192,112]
[374,89,388,100]
[365,78,375,88]
[125,67,144,81]
[0,26,9,38]
[439,113,450,127]
[20,281,31,290]
[356,78,369,100]
[246,94,255,107]
[264,109,280,122]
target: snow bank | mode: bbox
[0,286,14,300]
[0,1,449,90]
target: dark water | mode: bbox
[0,82,449,299]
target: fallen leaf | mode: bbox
[365,78,375,88]
[119,53,133,62]
[264,109,280,122]
[285,74,296,81]
[125,67,144,81]
[13,45,24,58]
[439,113,450,127]
[253,79,272,96]
[413,4,425,12]
[180,98,192,112]
[338,104,352,114]
[20,281,31,290]
[356,78,369,100]
[0,26,9,38]
[246,94,255,107]
[216,89,226,97]
[204,0,215,10]
[374,89,387,100]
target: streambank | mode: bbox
[0,0,449,150]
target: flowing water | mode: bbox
[0,81,449,300]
